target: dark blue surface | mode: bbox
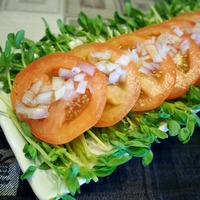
[0,125,200,200]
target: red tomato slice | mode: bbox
[107,33,176,111]
[11,52,107,144]
[135,22,200,100]
[173,10,200,21]
[171,13,200,86]
[68,42,141,127]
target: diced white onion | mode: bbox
[172,26,184,37]
[108,70,120,84]
[155,42,169,59]
[29,80,43,94]
[35,91,53,105]
[116,67,127,82]
[54,85,66,100]
[105,62,120,72]
[71,67,81,74]
[63,90,79,101]
[64,79,75,91]
[131,49,139,63]
[40,85,52,93]
[95,62,109,74]
[91,50,111,60]
[76,80,88,94]
[139,66,152,76]
[52,77,64,90]
[75,63,95,76]
[16,100,28,114]
[58,68,73,79]
[168,45,178,58]
[143,61,156,71]
[157,33,181,44]
[115,54,131,66]
[22,90,35,106]
[141,54,151,61]
[15,100,49,119]
[179,38,190,54]
[27,107,49,119]
[145,44,163,63]
[141,47,147,56]
[143,37,155,45]
[191,32,200,45]
[151,62,160,70]
[73,73,86,82]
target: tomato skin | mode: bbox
[107,33,176,111]
[135,22,200,100]
[169,14,200,86]
[11,52,107,144]
[173,10,200,21]
[68,42,141,126]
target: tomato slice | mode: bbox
[11,52,107,144]
[68,42,141,126]
[173,10,200,21]
[171,13,200,86]
[107,33,176,111]
[135,21,200,100]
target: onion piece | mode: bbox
[27,107,49,119]
[95,62,109,74]
[157,33,181,44]
[155,42,169,59]
[191,32,200,45]
[35,91,53,105]
[131,49,139,63]
[115,54,131,66]
[52,77,65,90]
[76,80,88,94]
[145,44,163,63]
[29,80,43,94]
[172,26,184,37]
[74,73,86,82]
[54,86,66,101]
[63,90,79,101]
[71,67,81,75]
[76,63,95,76]
[22,90,35,106]
[116,67,127,82]
[105,62,120,72]
[40,85,52,93]
[15,100,49,119]
[64,79,75,91]
[58,68,73,79]
[179,38,190,54]
[139,66,152,76]
[91,50,111,60]
[143,37,155,45]
[108,70,120,84]
[143,61,157,71]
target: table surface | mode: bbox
[0,0,200,199]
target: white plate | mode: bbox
[0,89,168,200]
[0,90,85,200]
